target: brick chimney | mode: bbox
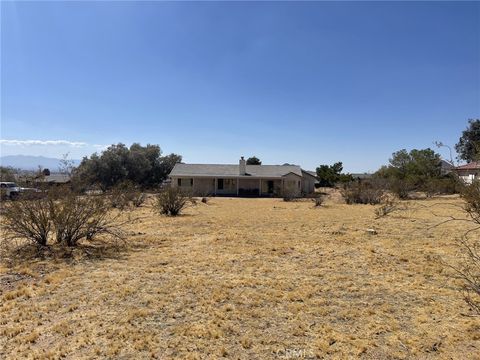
[239,156,246,175]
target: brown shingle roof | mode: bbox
[455,161,480,171]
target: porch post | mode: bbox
[258,179,261,196]
[214,178,217,196]
[236,177,239,196]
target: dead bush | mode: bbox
[374,198,399,218]
[2,189,127,249]
[132,192,147,207]
[109,182,137,210]
[341,180,385,205]
[155,187,192,216]
[51,191,126,247]
[457,181,480,313]
[311,195,325,207]
[1,197,52,246]
[201,197,208,204]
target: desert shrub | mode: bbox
[51,191,125,247]
[461,181,480,225]
[388,178,412,199]
[374,198,399,218]
[1,197,52,246]
[424,176,460,197]
[155,187,192,216]
[201,197,208,204]
[447,181,480,314]
[341,180,385,205]
[2,189,127,249]
[109,181,136,210]
[311,195,325,207]
[132,192,147,207]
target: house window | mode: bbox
[218,179,224,190]
[178,178,193,187]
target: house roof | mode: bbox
[440,159,455,169]
[42,174,71,183]
[170,163,303,178]
[455,161,480,171]
[303,170,318,179]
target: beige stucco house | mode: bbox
[169,157,317,196]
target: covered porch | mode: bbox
[190,177,284,196]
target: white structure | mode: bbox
[169,157,317,196]
[454,162,480,184]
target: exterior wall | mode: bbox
[170,174,309,197]
[192,178,215,195]
[238,178,260,196]
[301,175,316,194]
[260,179,282,195]
[282,173,302,196]
[216,178,237,195]
[171,177,194,191]
[457,170,478,184]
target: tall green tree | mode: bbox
[73,143,182,189]
[455,119,480,162]
[316,162,349,187]
[246,156,261,165]
[377,148,442,184]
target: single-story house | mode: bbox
[169,157,317,196]
[454,161,480,184]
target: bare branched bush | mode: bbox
[51,192,125,247]
[462,181,480,225]
[454,236,480,314]
[1,197,52,246]
[108,181,146,209]
[311,195,325,207]
[2,190,127,249]
[155,187,192,216]
[341,180,385,205]
[456,181,480,314]
[132,192,147,207]
[109,181,136,210]
[374,198,399,218]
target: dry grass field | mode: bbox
[1,195,479,359]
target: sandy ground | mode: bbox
[0,196,479,359]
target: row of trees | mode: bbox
[316,119,479,195]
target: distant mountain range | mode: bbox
[0,155,80,171]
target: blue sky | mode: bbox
[1,1,479,172]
